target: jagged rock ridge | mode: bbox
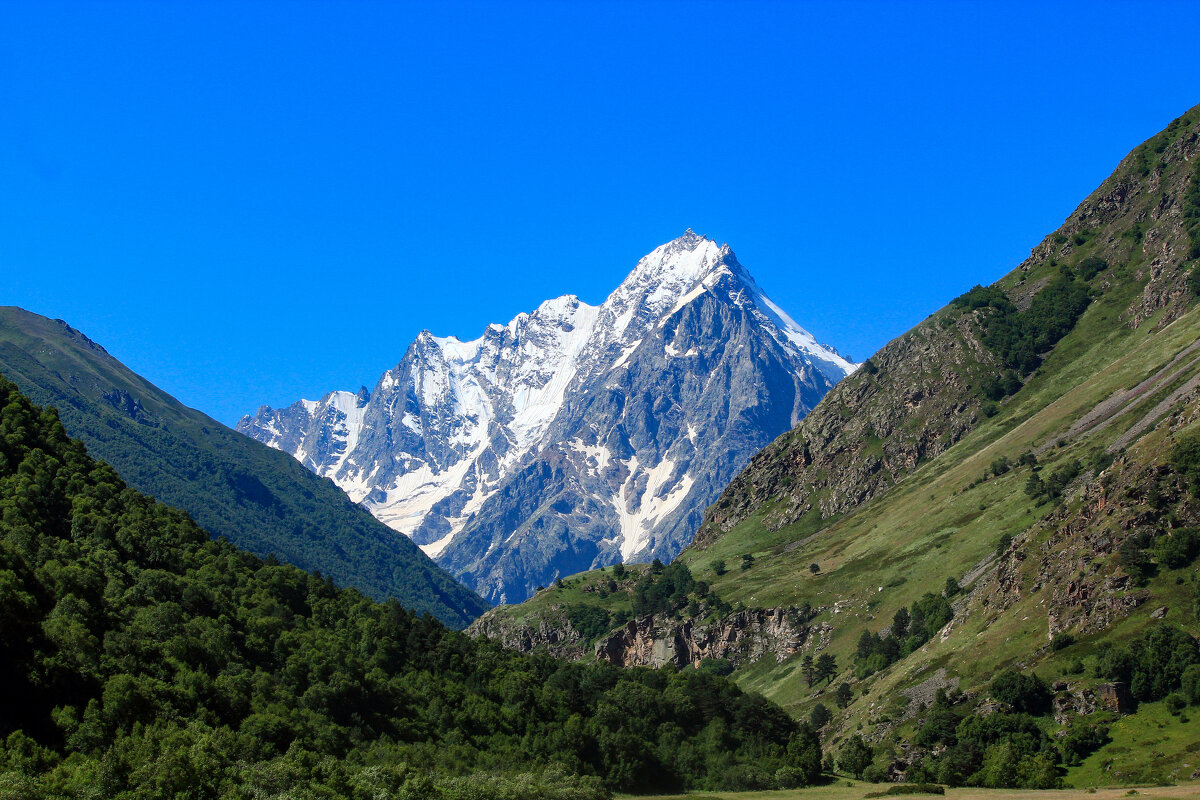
[239,231,856,603]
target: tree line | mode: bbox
[0,376,821,798]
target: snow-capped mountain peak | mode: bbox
[608,230,730,319]
[239,231,857,604]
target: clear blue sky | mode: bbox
[3,1,1198,425]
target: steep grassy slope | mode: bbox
[0,307,488,626]
[473,104,1200,786]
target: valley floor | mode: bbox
[620,781,1200,800]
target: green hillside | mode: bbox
[0,374,822,796]
[0,307,487,627]
[473,104,1200,788]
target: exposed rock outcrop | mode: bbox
[466,607,590,660]
[594,607,825,669]
[469,603,830,670]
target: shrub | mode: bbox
[1155,528,1200,569]
[1170,435,1200,495]
[775,766,809,789]
[1058,719,1109,766]
[695,658,733,677]
[1181,663,1200,704]
[957,276,1092,376]
[990,670,1052,715]
[838,735,873,778]
[1097,623,1200,701]
[564,604,612,640]
[996,534,1013,558]
[1118,536,1155,583]
[721,764,774,791]
[855,593,953,676]
[1077,256,1108,280]
[1090,449,1113,474]
[1051,632,1076,651]
[862,763,889,783]
[864,784,947,797]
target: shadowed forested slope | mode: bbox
[0,307,487,627]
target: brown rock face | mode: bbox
[593,607,822,669]
[1095,682,1135,714]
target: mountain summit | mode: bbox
[239,231,855,602]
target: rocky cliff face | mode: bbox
[468,602,830,670]
[594,607,829,669]
[466,606,592,661]
[694,310,998,544]
[240,231,856,603]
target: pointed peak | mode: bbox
[670,228,713,249]
[536,293,580,313]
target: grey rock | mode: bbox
[239,231,854,603]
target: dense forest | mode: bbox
[0,376,821,798]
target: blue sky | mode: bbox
[2,1,1199,425]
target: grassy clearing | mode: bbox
[1068,700,1200,787]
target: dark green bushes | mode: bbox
[837,735,873,779]
[1155,528,1200,569]
[990,670,1052,715]
[908,690,1103,789]
[953,274,1093,388]
[864,784,946,797]
[1050,632,1076,651]
[1058,719,1110,766]
[1097,623,1200,702]
[0,377,819,795]
[1076,256,1109,280]
[565,603,613,640]
[630,560,729,618]
[918,713,1058,789]
[1024,459,1083,503]
[1184,157,1200,261]
[1171,435,1200,495]
[855,593,953,678]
